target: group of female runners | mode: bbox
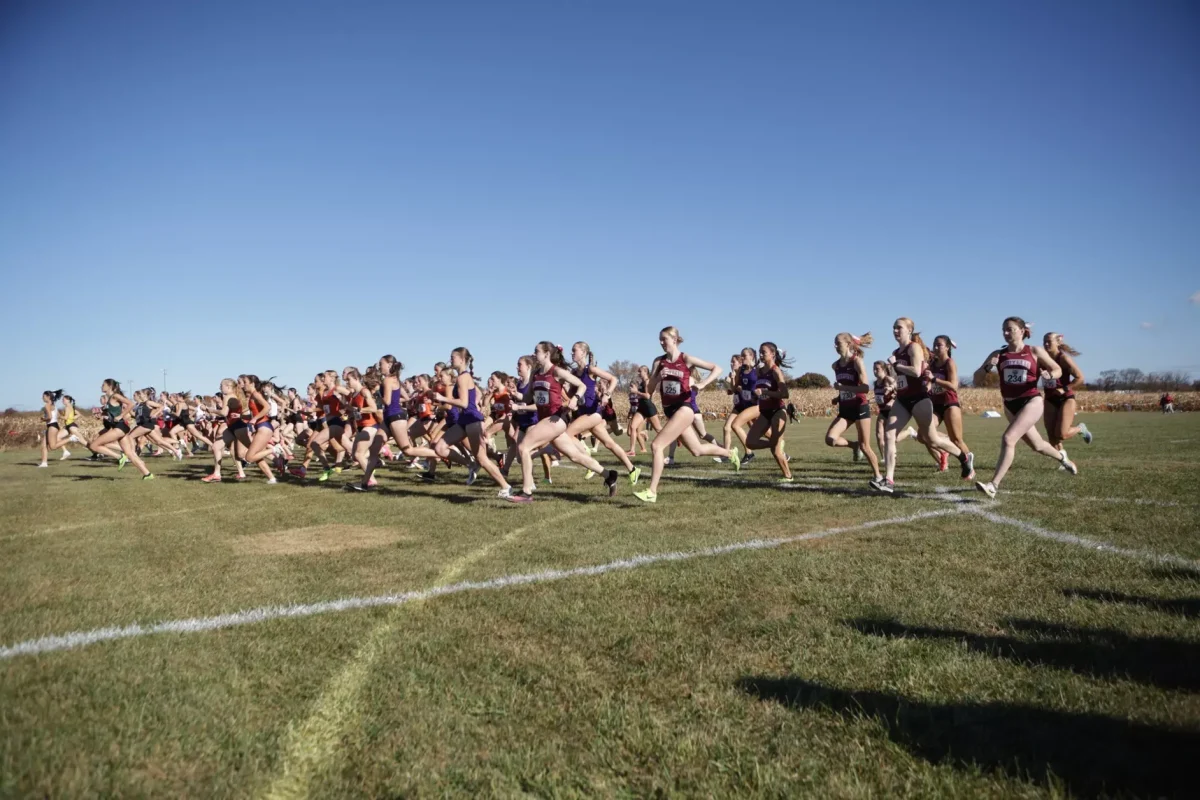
[36,317,1092,502]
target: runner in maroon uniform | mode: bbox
[973,317,1078,498]
[825,332,882,483]
[743,341,793,480]
[634,326,739,502]
[510,341,618,503]
[1042,332,1092,455]
[926,335,974,480]
[872,317,970,494]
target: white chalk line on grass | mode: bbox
[259,507,596,800]
[0,508,960,661]
[962,506,1200,569]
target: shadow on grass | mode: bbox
[845,617,1200,692]
[736,675,1197,798]
[50,473,118,481]
[1148,566,1200,582]
[1063,587,1200,618]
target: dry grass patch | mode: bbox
[235,524,410,555]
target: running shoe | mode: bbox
[961,451,976,481]
[852,443,863,462]
[937,451,949,472]
[1079,422,1092,444]
[604,470,619,497]
[319,469,334,482]
[345,483,367,492]
[1060,453,1079,475]
[1057,448,1069,470]
[743,451,755,464]
[505,490,534,504]
[466,465,478,486]
[266,477,277,485]
[975,481,997,499]
[584,469,596,480]
[142,473,156,481]
[118,454,128,470]
[37,462,48,468]
[289,466,307,478]
[633,488,657,503]
[730,447,741,472]
[60,449,71,460]
[780,476,794,483]
[869,477,894,494]
[629,467,642,485]
[202,474,221,483]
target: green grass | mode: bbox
[2,413,1198,798]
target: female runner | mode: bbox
[510,342,620,503]
[926,335,974,481]
[872,317,971,494]
[625,365,662,457]
[722,348,760,463]
[202,378,250,483]
[241,375,278,483]
[633,327,739,503]
[85,380,153,478]
[973,317,1078,498]
[1042,332,1092,455]
[37,390,65,467]
[825,333,883,483]
[432,347,513,495]
[741,342,792,481]
[563,342,641,486]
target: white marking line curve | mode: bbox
[0,508,959,661]
[964,506,1200,569]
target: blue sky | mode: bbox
[1,1,1197,408]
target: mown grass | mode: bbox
[1,413,1198,798]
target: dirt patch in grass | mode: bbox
[235,524,410,555]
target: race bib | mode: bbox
[874,393,886,405]
[663,380,682,397]
[1003,367,1028,385]
[740,389,753,402]
[839,389,856,401]
[895,375,908,390]
[534,389,550,406]
[322,404,331,416]
[930,383,945,395]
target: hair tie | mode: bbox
[949,339,958,349]
[851,335,862,346]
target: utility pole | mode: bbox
[163,368,167,392]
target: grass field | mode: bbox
[2,413,1198,798]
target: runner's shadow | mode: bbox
[50,474,118,481]
[1063,588,1200,618]
[1148,566,1200,583]
[736,675,1196,798]
[845,617,1200,692]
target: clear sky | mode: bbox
[1,1,1197,408]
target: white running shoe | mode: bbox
[1079,423,1093,444]
[37,462,48,468]
[266,477,278,484]
[1060,452,1079,475]
[68,435,80,444]
[1057,448,1069,470]
[975,481,997,499]
[60,449,71,460]
[905,426,918,439]
[466,465,478,486]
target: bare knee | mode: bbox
[1002,432,1022,448]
